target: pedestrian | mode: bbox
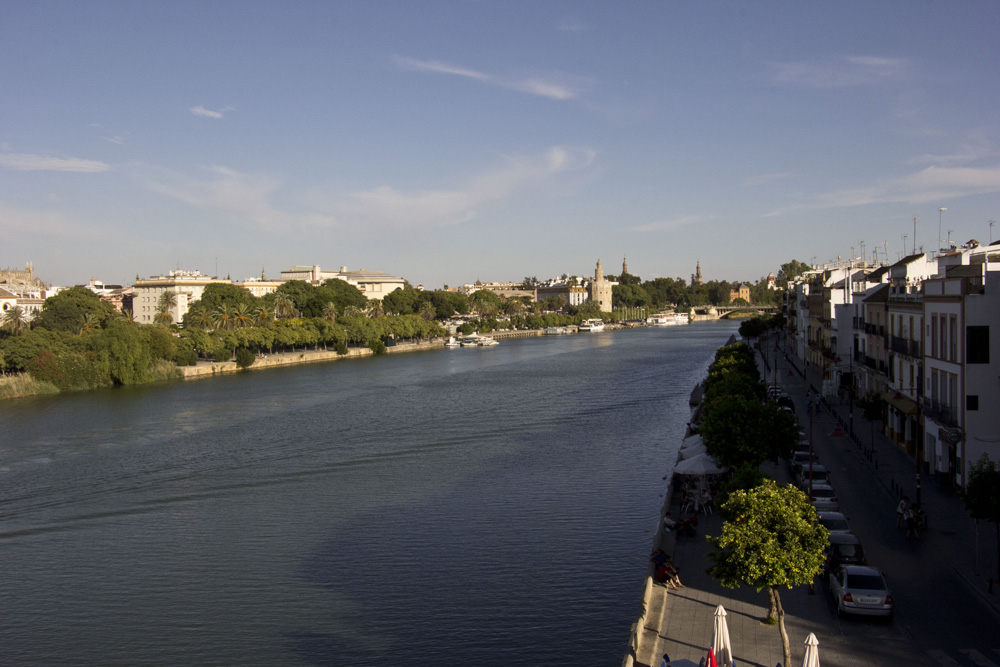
[897,496,909,529]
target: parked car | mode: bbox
[776,395,795,413]
[824,533,866,573]
[808,484,840,512]
[817,511,851,534]
[791,451,819,475]
[828,565,893,619]
[798,464,830,489]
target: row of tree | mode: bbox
[695,339,827,667]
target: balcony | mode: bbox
[923,398,959,428]
[890,335,921,359]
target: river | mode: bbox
[0,322,738,666]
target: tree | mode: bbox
[273,294,298,320]
[521,276,539,289]
[777,259,811,288]
[963,455,1000,582]
[3,305,29,334]
[322,302,338,322]
[193,283,257,312]
[707,480,828,667]
[35,286,116,333]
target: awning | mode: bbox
[882,391,918,415]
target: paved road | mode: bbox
[639,336,1000,667]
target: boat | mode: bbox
[545,326,571,335]
[578,318,606,332]
[459,334,499,347]
[444,336,461,348]
[647,313,688,326]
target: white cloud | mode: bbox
[766,165,1000,216]
[556,17,586,32]
[190,105,234,119]
[311,146,597,232]
[140,146,596,235]
[631,215,706,233]
[393,56,590,101]
[0,153,110,173]
[743,172,793,188]
[767,55,909,89]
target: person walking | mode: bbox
[897,495,909,529]
[905,506,921,539]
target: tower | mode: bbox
[622,256,628,276]
[694,261,703,286]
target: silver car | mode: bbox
[808,484,839,512]
[829,565,893,618]
[817,511,850,534]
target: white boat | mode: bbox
[545,326,571,335]
[444,336,461,348]
[647,313,688,326]
[459,334,499,347]
[578,318,606,332]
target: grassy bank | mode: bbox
[0,373,60,400]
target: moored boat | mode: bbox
[578,318,606,332]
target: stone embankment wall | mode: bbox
[177,339,441,379]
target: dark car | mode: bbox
[798,464,830,489]
[776,395,795,413]
[824,533,866,572]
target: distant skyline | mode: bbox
[4,1,1000,289]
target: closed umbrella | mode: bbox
[712,605,733,667]
[801,632,820,667]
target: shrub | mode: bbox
[234,347,256,369]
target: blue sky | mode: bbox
[4,1,1000,289]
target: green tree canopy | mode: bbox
[35,287,117,333]
[963,455,1000,582]
[707,480,828,667]
[193,283,258,312]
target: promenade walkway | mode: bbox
[631,335,1000,667]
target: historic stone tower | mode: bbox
[693,261,703,286]
[589,259,614,312]
[622,256,629,276]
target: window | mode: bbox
[967,395,979,411]
[967,326,990,364]
[950,316,958,361]
[931,314,938,358]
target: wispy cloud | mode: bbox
[0,153,110,173]
[556,17,586,32]
[765,165,1000,216]
[190,105,234,119]
[743,172,793,188]
[309,145,597,231]
[140,146,596,234]
[767,55,910,89]
[393,56,590,101]
[631,215,706,233]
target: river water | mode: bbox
[0,322,737,666]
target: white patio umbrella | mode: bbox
[712,605,733,667]
[678,442,707,460]
[673,453,725,476]
[680,433,703,449]
[801,632,820,667]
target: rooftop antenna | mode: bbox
[938,207,947,252]
[990,220,996,243]
[882,241,888,265]
[912,215,919,254]
[903,234,908,257]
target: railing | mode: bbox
[889,336,921,358]
[923,398,959,427]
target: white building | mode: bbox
[279,265,405,301]
[132,270,231,325]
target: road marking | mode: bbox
[959,649,999,667]
[928,650,962,666]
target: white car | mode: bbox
[817,511,851,534]
[808,484,839,512]
[829,565,893,619]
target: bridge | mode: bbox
[690,305,778,320]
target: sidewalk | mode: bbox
[632,337,999,667]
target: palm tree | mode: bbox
[188,305,215,331]
[232,303,253,329]
[81,312,102,333]
[418,302,437,321]
[216,303,234,331]
[153,308,173,327]
[254,305,273,327]
[342,305,364,318]
[121,308,136,325]
[274,294,298,320]
[322,302,338,323]
[365,299,383,318]
[2,306,28,334]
